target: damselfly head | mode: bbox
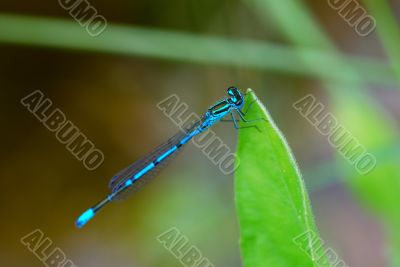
[227,86,244,108]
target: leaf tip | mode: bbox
[245,88,254,95]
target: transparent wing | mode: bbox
[108,119,202,201]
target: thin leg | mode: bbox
[221,112,240,129]
[242,99,258,115]
[222,99,267,130]
[236,109,267,123]
[231,112,239,129]
[229,111,262,131]
[220,114,240,123]
[237,99,268,124]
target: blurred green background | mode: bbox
[1,0,399,266]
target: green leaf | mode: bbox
[235,89,328,267]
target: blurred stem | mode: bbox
[0,13,396,86]
[242,0,370,90]
[363,0,400,86]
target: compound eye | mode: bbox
[227,86,237,96]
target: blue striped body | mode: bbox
[75,87,245,228]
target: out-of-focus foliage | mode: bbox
[0,14,396,86]
[242,1,400,266]
[1,0,400,266]
[363,0,400,83]
[331,91,400,266]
